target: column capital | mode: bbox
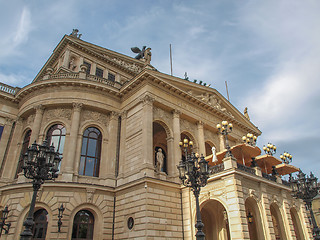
[121,110,128,119]
[34,104,45,114]
[172,109,181,118]
[197,121,204,127]
[140,94,154,106]
[110,111,120,120]
[5,117,14,125]
[73,102,83,111]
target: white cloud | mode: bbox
[13,7,32,45]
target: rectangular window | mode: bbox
[108,73,115,82]
[95,67,104,78]
[83,61,91,74]
[0,126,3,140]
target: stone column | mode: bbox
[30,105,45,144]
[141,95,154,172]
[197,121,205,155]
[223,175,249,239]
[62,49,70,68]
[118,110,127,179]
[100,112,119,184]
[260,185,274,239]
[62,102,82,181]
[282,193,296,240]
[0,118,15,168]
[219,133,225,151]
[166,136,174,177]
[172,110,181,177]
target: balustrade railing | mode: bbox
[236,163,256,175]
[209,163,224,175]
[262,172,277,182]
[0,82,20,95]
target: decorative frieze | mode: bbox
[43,108,72,122]
[81,110,109,126]
[103,55,142,73]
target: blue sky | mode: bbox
[1,0,320,178]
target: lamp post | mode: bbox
[177,138,209,240]
[0,206,11,236]
[242,133,257,147]
[290,170,320,239]
[216,121,233,158]
[57,204,65,232]
[280,152,292,164]
[20,140,61,240]
[263,143,276,156]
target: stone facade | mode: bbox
[0,34,314,239]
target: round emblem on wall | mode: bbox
[127,217,134,230]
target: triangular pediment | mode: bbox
[122,70,260,134]
[33,35,146,84]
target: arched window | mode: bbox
[16,129,32,178]
[46,124,66,171]
[72,210,94,239]
[79,127,102,177]
[32,209,48,239]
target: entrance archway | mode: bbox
[245,197,265,240]
[290,208,304,240]
[201,200,230,240]
[270,203,287,240]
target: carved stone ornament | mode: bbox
[34,104,45,114]
[110,111,120,120]
[103,54,142,74]
[44,108,72,122]
[86,188,95,203]
[140,94,155,106]
[73,102,83,111]
[121,110,128,119]
[272,194,282,206]
[249,189,261,201]
[82,110,109,126]
[26,114,35,126]
[153,107,171,127]
[180,118,195,133]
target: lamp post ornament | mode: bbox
[216,121,233,158]
[177,138,209,240]
[290,170,320,239]
[20,140,61,240]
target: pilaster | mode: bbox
[30,104,45,144]
[197,121,205,155]
[172,110,181,178]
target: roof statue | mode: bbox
[131,46,152,64]
[70,29,82,39]
[244,107,250,120]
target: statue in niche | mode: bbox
[244,107,250,120]
[211,146,218,164]
[68,57,76,71]
[155,147,166,173]
[70,29,82,39]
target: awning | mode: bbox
[205,143,261,166]
[255,155,282,174]
[274,163,299,176]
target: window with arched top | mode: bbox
[72,210,94,239]
[32,209,49,239]
[79,127,102,177]
[46,124,66,171]
[16,129,32,178]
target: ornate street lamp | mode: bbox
[57,204,65,232]
[20,140,61,240]
[216,121,233,158]
[177,138,209,240]
[280,152,292,164]
[263,143,276,156]
[290,170,320,239]
[242,133,257,147]
[0,206,11,236]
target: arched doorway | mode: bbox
[153,122,168,174]
[270,203,287,240]
[290,208,304,240]
[32,209,49,240]
[245,197,265,240]
[201,200,230,240]
[72,210,94,239]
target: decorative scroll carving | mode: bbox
[34,104,45,114]
[172,109,181,119]
[121,110,128,119]
[43,108,72,122]
[73,102,83,111]
[180,118,196,133]
[140,94,155,106]
[86,188,95,203]
[110,111,120,120]
[82,110,109,126]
